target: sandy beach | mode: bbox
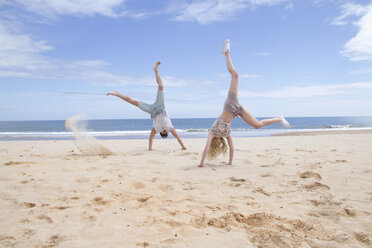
[1,132,371,248]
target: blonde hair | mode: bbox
[207,137,228,161]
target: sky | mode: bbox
[0,0,372,121]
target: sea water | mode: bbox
[1,116,372,140]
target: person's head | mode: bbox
[160,130,168,138]
[207,136,228,161]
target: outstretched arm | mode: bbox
[171,128,186,150]
[148,128,156,151]
[153,61,164,91]
[226,135,234,165]
[198,134,214,167]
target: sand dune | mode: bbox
[0,133,371,247]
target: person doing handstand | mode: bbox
[199,40,290,167]
[107,61,187,151]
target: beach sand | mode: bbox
[0,132,371,247]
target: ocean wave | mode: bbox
[1,126,372,140]
[0,130,151,138]
[324,125,352,129]
[185,129,209,132]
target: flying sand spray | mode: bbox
[65,115,113,156]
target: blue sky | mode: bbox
[0,0,371,121]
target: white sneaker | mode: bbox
[221,39,230,55]
[280,117,290,128]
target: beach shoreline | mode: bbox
[1,132,371,247]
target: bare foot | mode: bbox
[106,91,118,96]
[153,61,161,71]
[198,164,204,167]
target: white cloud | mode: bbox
[333,3,372,61]
[0,23,55,70]
[349,67,372,75]
[0,0,153,24]
[331,3,366,26]
[7,0,127,18]
[342,5,372,61]
[170,0,289,24]
[238,82,372,98]
[0,23,216,88]
[241,73,259,79]
[65,60,111,69]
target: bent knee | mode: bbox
[252,122,263,129]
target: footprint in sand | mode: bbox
[229,177,246,182]
[253,187,271,196]
[4,161,36,166]
[229,183,242,187]
[256,156,282,168]
[182,182,197,190]
[136,242,150,247]
[133,182,145,190]
[38,215,53,223]
[22,229,36,239]
[353,232,370,244]
[82,214,97,222]
[175,152,199,156]
[260,173,273,177]
[137,196,152,203]
[344,207,356,217]
[93,197,110,205]
[159,184,174,192]
[299,171,322,180]
[327,159,347,164]
[42,235,64,248]
[22,202,36,208]
[76,177,91,183]
[0,236,16,247]
[304,182,330,190]
[53,206,71,210]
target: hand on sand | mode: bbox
[106,91,119,96]
[182,147,187,150]
[153,61,161,71]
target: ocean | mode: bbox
[1,116,372,141]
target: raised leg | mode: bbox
[240,107,281,129]
[153,61,164,91]
[106,91,141,106]
[225,52,239,95]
